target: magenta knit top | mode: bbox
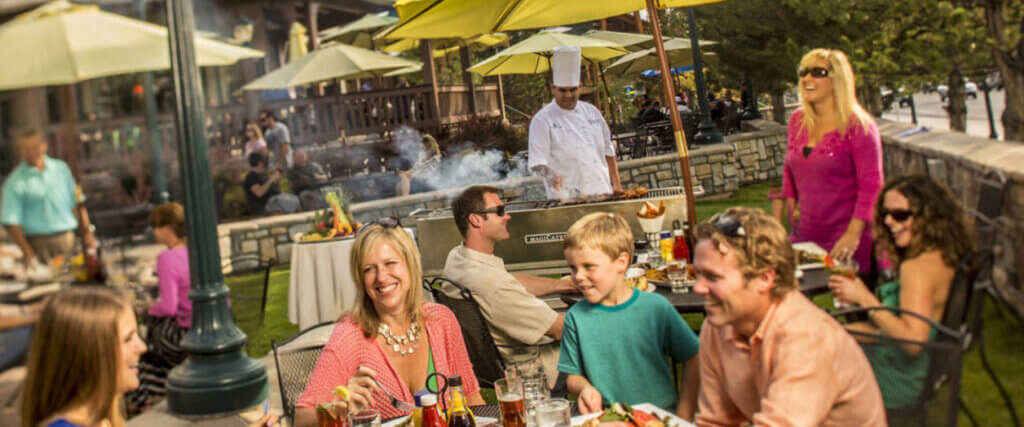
[147,246,192,328]
[296,303,480,419]
[783,109,884,272]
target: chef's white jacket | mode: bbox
[528,100,616,200]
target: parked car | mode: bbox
[937,81,978,101]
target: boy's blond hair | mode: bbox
[564,212,634,262]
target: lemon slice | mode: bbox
[333,385,351,402]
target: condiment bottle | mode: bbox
[446,376,476,427]
[659,231,674,262]
[421,394,448,427]
[672,228,690,262]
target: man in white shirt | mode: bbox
[529,46,622,200]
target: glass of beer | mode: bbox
[349,409,381,427]
[496,378,526,427]
[828,258,859,309]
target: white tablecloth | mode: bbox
[287,237,358,330]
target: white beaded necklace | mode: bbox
[377,321,421,356]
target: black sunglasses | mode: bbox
[798,67,830,78]
[473,205,506,218]
[881,208,914,222]
[712,214,747,239]
[355,216,400,238]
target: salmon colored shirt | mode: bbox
[697,291,886,426]
[296,303,480,419]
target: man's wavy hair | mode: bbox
[874,175,973,268]
[694,207,797,299]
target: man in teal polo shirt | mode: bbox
[2,129,96,270]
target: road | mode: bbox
[882,89,1008,141]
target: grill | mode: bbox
[414,186,701,277]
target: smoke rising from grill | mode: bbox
[392,126,531,193]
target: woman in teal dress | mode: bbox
[828,175,972,408]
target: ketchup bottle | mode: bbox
[421,394,448,427]
[673,228,690,262]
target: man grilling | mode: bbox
[528,46,623,201]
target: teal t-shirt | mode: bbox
[1,156,80,235]
[558,288,699,411]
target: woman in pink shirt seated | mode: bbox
[294,219,483,427]
[126,202,191,414]
[780,48,883,276]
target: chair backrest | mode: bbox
[272,321,335,417]
[427,276,506,387]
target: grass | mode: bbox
[225,180,1022,424]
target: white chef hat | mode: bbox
[551,45,582,87]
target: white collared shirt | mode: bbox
[528,100,615,200]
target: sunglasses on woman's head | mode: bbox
[881,209,914,222]
[798,67,830,78]
[473,205,506,218]
[355,216,400,238]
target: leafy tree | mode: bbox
[971,0,1023,140]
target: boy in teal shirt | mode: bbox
[558,213,700,420]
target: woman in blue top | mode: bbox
[20,287,277,427]
[828,175,973,408]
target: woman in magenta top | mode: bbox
[781,48,883,273]
[126,202,192,414]
[294,221,483,426]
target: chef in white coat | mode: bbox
[528,46,623,200]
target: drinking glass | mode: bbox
[666,262,688,294]
[522,376,549,427]
[496,378,526,427]
[348,409,381,427]
[533,399,571,427]
[828,258,860,309]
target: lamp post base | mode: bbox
[166,351,269,416]
[694,120,724,145]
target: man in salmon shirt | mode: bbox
[692,207,886,426]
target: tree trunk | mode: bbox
[771,91,786,124]
[947,70,968,132]
[982,0,1024,141]
[862,80,884,117]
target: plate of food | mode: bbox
[626,268,656,293]
[793,242,827,270]
[572,403,695,427]
[642,264,696,288]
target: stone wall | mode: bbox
[618,119,787,194]
[877,121,1024,317]
[219,120,790,267]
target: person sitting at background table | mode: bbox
[829,175,972,409]
[294,220,483,426]
[396,134,442,197]
[20,286,276,427]
[124,202,191,415]
[243,123,268,159]
[560,213,700,420]
[693,207,885,426]
[779,48,883,281]
[288,149,329,211]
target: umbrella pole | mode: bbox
[62,85,80,181]
[645,0,697,241]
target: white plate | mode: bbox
[570,403,696,427]
[798,262,826,270]
[792,241,827,255]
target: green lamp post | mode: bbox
[687,8,723,145]
[163,0,268,416]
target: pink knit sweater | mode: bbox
[296,303,480,419]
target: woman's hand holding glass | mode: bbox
[828,274,877,308]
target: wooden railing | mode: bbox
[42,84,502,176]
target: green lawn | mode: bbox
[225,180,1022,424]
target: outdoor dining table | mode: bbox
[546,267,831,314]
[287,236,359,330]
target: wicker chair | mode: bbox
[271,321,335,418]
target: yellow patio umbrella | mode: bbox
[319,13,397,49]
[383,33,509,56]
[378,0,724,40]
[383,63,424,77]
[605,38,718,75]
[467,31,627,76]
[0,0,264,91]
[241,43,419,90]
[288,22,310,63]
[582,29,654,51]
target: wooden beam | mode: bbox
[459,45,477,117]
[634,12,644,33]
[420,40,441,131]
[306,1,320,49]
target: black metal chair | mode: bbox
[271,320,335,419]
[222,254,278,328]
[832,254,983,426]
[425,276,508,388]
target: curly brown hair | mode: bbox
[873,175,972,268]
[694,206,797,299]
